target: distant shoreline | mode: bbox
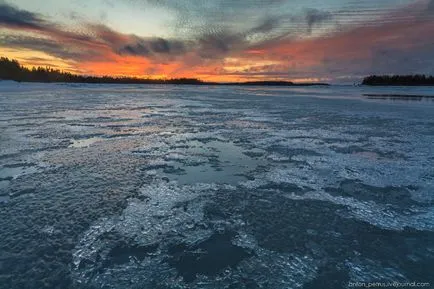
[362,75,434,86]
[4,57,434,87]
[0,79,330,87]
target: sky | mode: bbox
[1,0,434,83]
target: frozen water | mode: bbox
[68,137,105,148]
[0,83,433,289]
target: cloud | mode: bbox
[118,38,186,56]
[87,24,130,47]
[88,24,187,57]
[150,38,184,54]
[196,31,246,59]
[0,1,322,66]
[427,0,434,11]
[243,3,434,81]
[0,2,46,29]
[250,17,280,34]
[0,2,95,45]
[119,43,150,56]
[128,0,291,37]
[0,35,90,60]
[0,3,187,62]
[246,16,283,38]
[304,9,333,33]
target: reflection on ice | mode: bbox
[158,140,263,184]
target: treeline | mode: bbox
[362,75,434,86]
[0,57,203,84]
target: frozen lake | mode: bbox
[0,83,433,289]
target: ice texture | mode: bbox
[0,82,433,289]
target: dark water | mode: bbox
[0,83,433,289]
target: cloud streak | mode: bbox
[0,2,46,29]
[304,8,333,33]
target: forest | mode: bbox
[362,75,434,86]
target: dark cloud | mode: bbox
[123,0,335,56]
[86,24,187,57]
[90,18,241,60]
[0,8,188,61]
[0,34,93,60]
[118,38,186,56]
[426,0,434,13]
[249,17,280,34]
[304,8,333,33]
[0,2,46,29]
[196,31,246,59]
[150,38,181,53]
[88,24,128,47]
[0,2,94,44]
[119,43,150,56]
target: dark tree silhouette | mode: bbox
[362,75,434,86]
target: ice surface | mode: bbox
[68,137,105,148]
[0,83,433,289]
